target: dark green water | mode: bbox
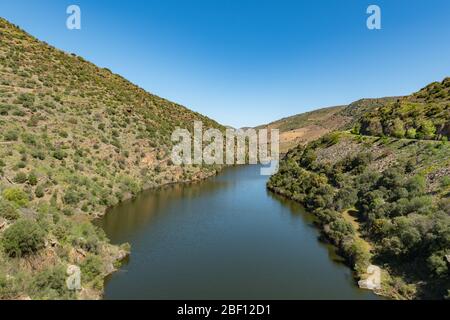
[100,165,378,299]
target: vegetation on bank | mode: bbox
[0,18,223,299]
[268,134,449,299]
[268,79,450,299]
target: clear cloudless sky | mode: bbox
[0,0,449,127]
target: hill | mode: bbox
[0,18,223,299]
[258,97,400,153]
[268,79,450,300]
[358,78,450,140]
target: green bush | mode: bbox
[28,172,38,186]
[31,149,46,160]
[80,254,103,283]
[388,118,405,138]
[2,188,29,207]
[406,128,417,139]
[2,219,46,257]
[30,265,70,299]
[328,219,355,244]
[0,104,12,115]
[35,185,45,198]
[427,252,448,277]
[4,130,18,141]
[0,199,20,220]
[13,172,28,184]
[63,188,80,205]
[417,120,436,139]
[52,149,67,160]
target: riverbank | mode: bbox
[267,184,379,287]
[267,131,450,300]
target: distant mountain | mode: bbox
[0,17,223,299]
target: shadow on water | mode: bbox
[266,191,348,265]
[99,165,379,300]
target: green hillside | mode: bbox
[0,18,223,299]
[338,96,403,129]
[268,79,450,300]
[358,78,450,140]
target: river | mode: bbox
[99,165,379,299]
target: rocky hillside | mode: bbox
[0,18,223,299]
[268,79,450,300]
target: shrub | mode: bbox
[28,172,38,186]
[59,130,68,138]
[0,104,11,115]
[15,161,26,169]
[327,219,355,244]
[351,123,361,135]
[52,149,67,160]
[3,130,18,141]
[406,128,417,139]
[30,265,69,299]
[0,199,20,220]
[321,132,341,146]
[31,149,46,160]
[35,185,45,198]
[2,188,28,207]
[405,175,426,197]
[2,219,45,257]
[21,133,37,145]
[13,172,28,184]
[427,252,448,277]
[388,119,405,138]
[417,120,436,139]
[80,254,103,283]
[63,188,79,205]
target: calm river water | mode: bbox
[99,165,378,299]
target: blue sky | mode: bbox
[1,0,449,127]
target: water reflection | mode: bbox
[100,165,379,300]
